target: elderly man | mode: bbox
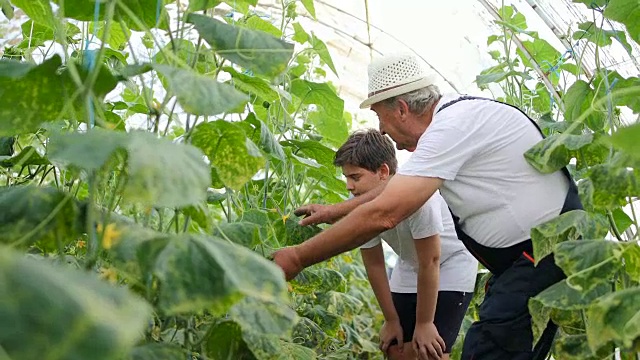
[273,53,582,360]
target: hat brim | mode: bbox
[359,76,436,109]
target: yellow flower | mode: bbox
[97,223,122,250]
[99,267,118,284]
[281,214,289,224]
[76,240,86,249]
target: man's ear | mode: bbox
[397,99,410,119]
[379,163,391,180]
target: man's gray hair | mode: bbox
[381,85,442,115]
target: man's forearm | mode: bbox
[297,200,392,268]
[333,181,386,219]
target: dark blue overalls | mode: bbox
[436,96,582,360]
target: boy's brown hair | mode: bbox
[333,129,397,175]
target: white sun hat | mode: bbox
[359,53,437,109]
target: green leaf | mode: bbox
[622,242,640,280]
[229,296,297,336]
[475,62,530,87]
[224,66,279,102]
[20,20,80,48]
[54,0,169,31]
[282,139,336,168]
[282,218,323,246]
[611,208,633,233]
[517,39,562,85]
[10,0,56,28]
[188,0,222,11]
[531,210,609,263]
[603,0,640,44]
[153,64,248,116]
[128,344,191,360]
[573,21,632,53]
[150,234,289,315]
[0,146,49,168]
[594,72,640,113]
[487,34,501,45]
[531,82,552,114]
[0,136,14,156]
[555,240,624,292]
[243,113,286,161]
[124,131,211,208]
[292,22,310,44]
[153,39,218,75]
[89,21,131,50]
[587,287,640,352]
[561,63,581,76]
[524,133,593,173]
[0,185,82,251]
[608,122,640,159]
[204,321,257,359]
[1,0,14,19]
[563,80,605,131]
[0,55,117,136]
[300,0,316,18]
[573,0,607,7]
[243,15,282,38]
[48,129,127,171]
[552,333,614,360]
[188,14,295,77]
[291,267,347,294]
[191,120,265,190]
[213,221,262,249]
[204,320,315,360]
[307,110,349,148]
[531,280,610,311]
[291,78,344,119]
[585,161,640,209]
[310,35,338,76]
[222,0,258,13]
[49,129,211,208]
[496,6,529,32]
[0,245,152,360]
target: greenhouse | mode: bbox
[0,0,638,359]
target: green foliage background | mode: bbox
[0,0,638,359]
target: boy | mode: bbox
[333,129,477,360]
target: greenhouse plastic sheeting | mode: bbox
[253,0,640,130]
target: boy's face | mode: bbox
[341,163,388,197]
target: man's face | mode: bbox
[341,163,386,197]
[370,102,417,152]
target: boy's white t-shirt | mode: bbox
[397,94,570,248]
[360,191,477,293]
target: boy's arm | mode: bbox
[413,235,446,359]
[360,244,403,354]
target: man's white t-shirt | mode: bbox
[397,94,570,248]
[360,191,477,293]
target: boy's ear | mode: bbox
[379,163,390,179]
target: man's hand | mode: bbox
[272,247,304,281]
[293,204,339,226]
[379,320,404,356]
[412,322,445,360]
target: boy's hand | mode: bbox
[379,320,404,356]
[412,322,445,359]
[293,204,338,226]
